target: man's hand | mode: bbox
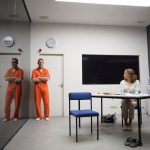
[14,78,22,83]
[32,78,41,83]
[5,77,17,82]
[37,77,49,82]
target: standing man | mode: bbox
[4,58,23,121]
[32,58,50,121]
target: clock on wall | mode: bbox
[3,36,15,47]
[46,37,56,48]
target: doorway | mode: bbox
[39,54,64,117]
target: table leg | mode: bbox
[137,99,142,146]
[101,98,103,123]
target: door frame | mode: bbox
[39,53,64,116]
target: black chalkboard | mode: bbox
[82,55,140,84]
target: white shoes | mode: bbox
[35,118,41,121]
[3,118,18,122]
[13,118,18,121]
[45,117,50,121]
[35,117,50,121]
[3,118,9,122]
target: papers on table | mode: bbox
[96,92,149,96]
[92,93,150,99]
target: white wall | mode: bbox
[0,21,31,118]
[30,23,149,117]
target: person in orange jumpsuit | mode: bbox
[32,58,50,121]
[3,58,24,122]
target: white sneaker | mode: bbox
[13,118,18,121]
[3,118,8,122]
[128,125,133,131]
[123,125,128,131]
[45,117,50,121]
[35,118,41,121]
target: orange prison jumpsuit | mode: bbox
[5,67,23,120]
[32,68,50,118]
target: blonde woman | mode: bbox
[120,68,140,131]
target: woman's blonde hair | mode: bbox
[124,68,138,83]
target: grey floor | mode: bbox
[0,119,27,150]
[3,115,150,150]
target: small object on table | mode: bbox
[98,92,116,95]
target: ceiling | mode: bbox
[0,0,29,22]
[24,0,150,27]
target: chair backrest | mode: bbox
[69,92,91,100]
[69,92,92,111]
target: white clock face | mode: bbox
[46,38,56,48]
[3,36,14,47]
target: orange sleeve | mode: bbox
[32,70,37,79]
[18,69,24,80]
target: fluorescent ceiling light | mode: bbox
[55,0,150,7]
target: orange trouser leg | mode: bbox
[14,87,22,119]
[42,89,50,118]
[34,87,42,118]
[5,90,14,120]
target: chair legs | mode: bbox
[79,117,81,128]
[76,117,78,142]
[91,117,93,134]
[69,115,71,136]
[74,116,99,142]
[97,116,99,140]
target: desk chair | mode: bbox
[69,92,99,142]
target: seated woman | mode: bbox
[120,68,140,131]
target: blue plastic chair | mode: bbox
[69,92,99,142]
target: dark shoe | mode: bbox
[124,137,134,146]
[129,139,139,148]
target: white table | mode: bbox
[92,93,150,146]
